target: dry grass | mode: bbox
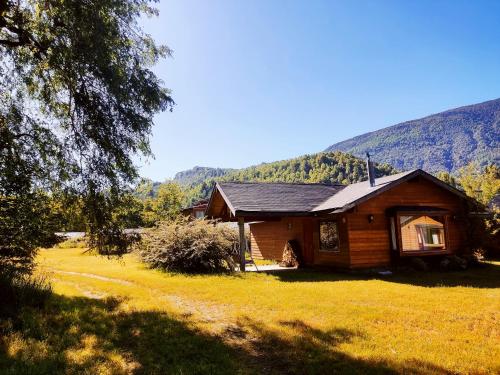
[1,247,499,374]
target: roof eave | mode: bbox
[205,182,237,217]
[234,210,314,217]
[313,169,470,213]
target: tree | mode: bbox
[435,171,457,188]
[456,163,500,205]
[154,183,184,221]
[1,0,173,273]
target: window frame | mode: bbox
[318,220,340,253]
[394,210,451,256]
[194,210,205,219]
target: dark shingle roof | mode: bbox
[212,169,468,216]
[217,182,345,214]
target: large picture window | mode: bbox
[319,221,339,251]
[399,215,446,252]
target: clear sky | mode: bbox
[138,0,500,181]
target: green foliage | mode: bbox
[42,181,185,234]
[182,151,397,205]
[0,193,61,275]
[325,98,500,173]
[139,219,239,273]
[434,171,458,188]
[445,162,500,257]
[173,166,234,187]
[140,182,184,226]
[0,0,173,263]
[152,183,184,221]
[111,193,145,229]
[47,193,86,232]
[456,163,500,205]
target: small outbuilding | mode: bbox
[206,165,473,270]
[181,199,209,219]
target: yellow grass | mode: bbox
[2,247,499,374]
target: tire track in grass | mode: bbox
[50,270,133,285]
[48,267,237,333]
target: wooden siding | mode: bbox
[250,218,305,261]
[311,216,351,267]
[250,216,351,268]
[207,189,232,221]
[347,176,466,268]
[248,176,467,269]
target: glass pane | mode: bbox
[320,221,339,251]
[400,215,446,251]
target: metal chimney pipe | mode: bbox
[366,152,375,187]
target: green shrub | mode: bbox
[138,219,239,273]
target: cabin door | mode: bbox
[302,220,314,264]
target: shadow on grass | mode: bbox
[226,317,453,375]
[0,295,239,374]
[0,295,458,374]
[266,262,500,289]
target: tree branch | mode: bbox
[0,38,24,47]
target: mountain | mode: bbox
[325,98,500,173]
[173,166,234,187]
[182,151,396,205]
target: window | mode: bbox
[319,221,339,251]
[194,210,205,219]
[399,215,446,252]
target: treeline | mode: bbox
[48,182,185,231]
[182,151,397,205]
[435,163,499,206]
[48,153,499,232]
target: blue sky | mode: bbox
[138,0,500,181]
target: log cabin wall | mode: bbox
[347,176,467,268]
[248,176,467,269]
[310,215,351,268]
[250,215,351,268]
[249,218,305,261]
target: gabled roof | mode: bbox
[208,169,468,217]
[214,182,345,215]
[313,170,416,212]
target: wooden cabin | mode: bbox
[181,200,209,219]
[205,168,472,270]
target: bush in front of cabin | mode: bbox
[138,219,239,273]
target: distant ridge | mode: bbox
[173,166,234,187]
[325,98,500,172]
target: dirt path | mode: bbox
[49,268,235,332]
[50,270,133,285]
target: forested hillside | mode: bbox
[325,98,500,172]
[173,166,234,187]
[182,151,396,205]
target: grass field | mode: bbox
[1,248,499,374]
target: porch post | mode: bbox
[238,217,246,272]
